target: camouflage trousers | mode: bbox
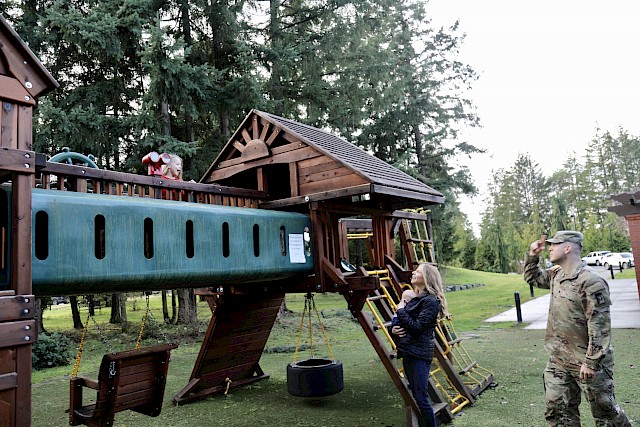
[543,355,631,427]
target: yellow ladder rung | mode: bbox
[347,233,373,239]
[365,300,396,351]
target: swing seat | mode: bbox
[69,343,178,427]
[287,358,344,398]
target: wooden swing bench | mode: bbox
[69,343,178,427]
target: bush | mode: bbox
[32,333,72,370]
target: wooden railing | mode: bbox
[36,160,268,208]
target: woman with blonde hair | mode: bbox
[391,263,447,427]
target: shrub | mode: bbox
[32,333,72,370]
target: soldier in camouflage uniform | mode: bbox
[525,230,631,427]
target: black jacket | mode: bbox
[394,293,440,361]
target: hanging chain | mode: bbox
[137,293,171,347]
[307,295,313,359]
[293,296,308,364]
[91,313,113,354]
[311,294,335,361]
[292,293,336,364]
[135,294,151,350]
[71,311,91,378]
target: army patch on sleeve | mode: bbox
[595,292,606,306]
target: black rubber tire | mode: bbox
[287,359,344,397]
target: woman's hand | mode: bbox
[391,325,406,337]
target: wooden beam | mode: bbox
[257,167,267,192]
[0,320,36,347]
[1,102,18,148]
[0,76,35,106]
[217,140,306,169]
[0,148,35,174]
[39,160,269,198]
[209,146,321,181]
[17,105,32,151]
[252,115,259,139]
[0,295,35,322]
[232,140,245,153]
[321,257,347,286]
[265,127,281,146]
[371,184,445,205]
[299,172,368,195]
[10,174,33,294]
[259,121,270,141]
[289,163,299,197]
[259,184,372,209]
[241,128,252,144]
[0,373,17,392]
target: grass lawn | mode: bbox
[32,268,639,426]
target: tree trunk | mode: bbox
[119,294,128,333]
[277,300,292,319]
[171,290,177,324]
[70,296,82,329]
[176,288,197,325]
[180,0,194,144]
[162,290,170,323]
[35,298,47,335]
[110,293,121,323]
[86,295,95,317]
[220,113,230,140]
[269,0,284,116]
[161,98,171,136]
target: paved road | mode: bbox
[485,274,640,330]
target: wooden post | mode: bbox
[0,100,36,427]
[625,214,640,301]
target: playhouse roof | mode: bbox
[201,110,444,209]
[262,112,442,196]
[0,14,59,99]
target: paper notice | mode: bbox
[289,234,307,263]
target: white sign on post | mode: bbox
[289,234,306,263]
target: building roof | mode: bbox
[202,109,444,208]
[258,111,443,201]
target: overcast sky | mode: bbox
[426,0,640,233]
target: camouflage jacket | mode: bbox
[524,254,612,370]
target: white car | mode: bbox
[601,252,634,269]
[581,251,611,266]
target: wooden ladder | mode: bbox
[435,317,495,397]
[398,210,436,267]
[355,269,454,426]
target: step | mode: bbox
[373,320,392,330]
[407,238,432,244]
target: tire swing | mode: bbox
[287,292,344,398]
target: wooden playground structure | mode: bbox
[0,16,493,426]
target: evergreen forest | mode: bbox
[2,1,638,275]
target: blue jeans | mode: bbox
[403,355,436,427]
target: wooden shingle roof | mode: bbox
[260,111,443,200]
[201,109,444,209]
